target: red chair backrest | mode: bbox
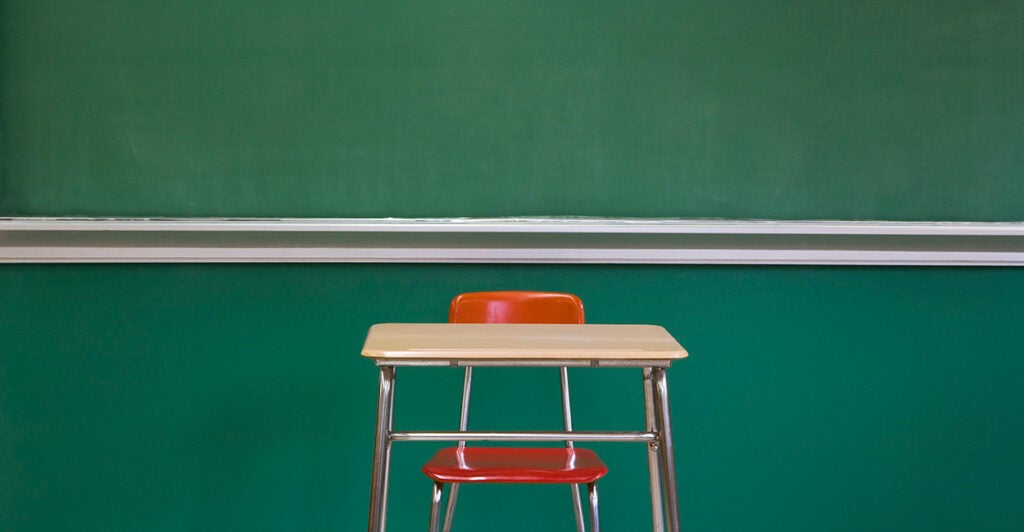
[449,291,584,324]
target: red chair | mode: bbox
[422,291,608,531]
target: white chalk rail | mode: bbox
[2,217,1023,265]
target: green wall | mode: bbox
[2,0,1023,220]
[2,264,1023,531]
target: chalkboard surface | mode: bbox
[2,1,1022,220]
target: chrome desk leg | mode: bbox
[587,482,600,532]
[650,368,680,532]
[561,367,586,532]
[643,369,665,532]
[429,481,444,532]
[368,366,396,532]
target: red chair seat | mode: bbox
[422,447,608,484]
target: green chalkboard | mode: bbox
[2,1,1023,220]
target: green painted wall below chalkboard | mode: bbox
[2,264,1023,531]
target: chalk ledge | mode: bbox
[2,217,1023,265]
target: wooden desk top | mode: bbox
[361,323,688,365]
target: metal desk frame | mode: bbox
[362,323,688,532]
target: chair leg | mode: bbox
[571,483,586,532]
[429,481,444,532]
[442,483,459,532]
[587,482,600,532]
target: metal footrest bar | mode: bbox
[391,430,656,443]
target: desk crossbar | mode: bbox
[390,430,657,443]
